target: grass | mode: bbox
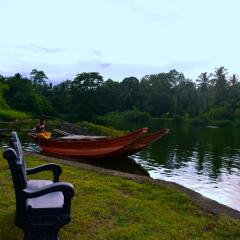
[77,121,127,137]
[1,151,240,239]
[0,109,30,121]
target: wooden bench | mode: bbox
[3,131,75,240]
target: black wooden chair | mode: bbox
[3,132,75,240]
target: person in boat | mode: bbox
[36,119,45,133]
[35,119,51,140]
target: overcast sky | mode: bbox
[0,0,239,83]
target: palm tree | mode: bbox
[210,66,228,86]
[196,72,210,112]
[210,67,228,106]
[229,74,239,86]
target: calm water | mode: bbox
[132,126,240,211]
[2,125,240,211]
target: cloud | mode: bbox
[0,57,211,84]
[99,63,112,68]
[167,60,210,71]
[17,44,65,54]
[132,6,179,23]
[111,0,179,23]
[90,49,103,57]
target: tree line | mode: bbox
[0,67,239,123]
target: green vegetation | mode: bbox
[95,109,151,130]
[1,151,240,239]
[0,109,30,121]
[77,121,127,137]
[0,81,9,110]
[1,67,240,127]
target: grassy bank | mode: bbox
[94,110,240,130]
[1,152,240,240]
[77,121,127,137]
[0,109,30,121]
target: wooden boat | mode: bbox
[124,129,170,155]
[27,128,148,159]
[54,128,170,153]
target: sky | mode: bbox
[0,0,239,83]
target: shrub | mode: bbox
[234,108,240,119]
[205,107,229,120]
[173,115,184,125]
[210,120,233,127]
[0,109,30,120]
[95,110,152,130]
[77,121,127,137]
[190,116,209,126]
[234,119,240,128]
[123,110,151,124]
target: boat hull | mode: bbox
[124,129,170,155]
[28,128,148,159]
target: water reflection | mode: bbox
[132,126,240,211]
[70,156,150,176]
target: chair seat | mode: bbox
[27,180,64,210]
[27,180,53,190]
[28,191,64,209]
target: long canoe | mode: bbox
[54,128,170,155]
[27,128,148,159]
[124,129,170,155]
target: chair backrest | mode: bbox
[10,131,27,183]
[3,148,27,190]
[3,148,27,227]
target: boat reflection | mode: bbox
[61,156,150,177]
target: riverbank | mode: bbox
[94,110,240,129]
[1,151,240,239]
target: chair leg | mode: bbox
[23,227,59,240]
[48,229,59,240]
[23,230,32,240]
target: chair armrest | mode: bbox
[27,163,62,182]
[23,182,74,210]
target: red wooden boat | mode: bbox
[124,129,170,155]
[28,128,148,159]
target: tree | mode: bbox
[176,79,198,116]
[97,79,121,113]
[0,82,9,109]
[227,74,240,114]
[140,73,173,116]
[167,70,185,116]
[51,80,72,114]
[196,72,210,112]
[0,74,6,83]
[71,72,103,92]
[119,77,140,110]
[228,74,239,86]
[70,72,104,120]
[30,69,50,96]
[210,67,228,106]
[5,73,54,115]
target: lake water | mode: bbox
[132,126,240,211]
[2,125,240,211]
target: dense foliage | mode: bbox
[0,67,240,124]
